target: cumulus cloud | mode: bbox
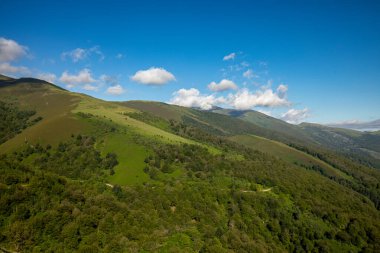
[208,79,238,92]
[170,83,291,111]
[0,62,30,75]
[100,74,118,86]
[223,52,236,61]
[37,73,56,83]
[61,46,104,62]
[243,69,256,79]
[227,87,290,110]
[131,67,175,85]
[59,68,96,87]
[0,37,28,62]
[100,74,125,95]
[276,84,288,98]
[281,108,309,124]
[106,84,125,95]
[169,88,225,110]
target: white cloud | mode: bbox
[243,69,256,79]
[37,73,56,83]
[100,74,125,94]
[0,62,30,75]
[131,67,175,85]
[169,88,225,110]
[208,79,238,92]
[227,87,290,110]
[61,46,104,62]
[116,53,123,59]
[62,48,86,62]
[0,37,28,62]
[223,52,236,61]
[281,108,309,124]
[276,84,288,98]
[83,84,99,91]
[59,68,96,86]
[170,83,291,111]
[100,74,118,85]
[106,84,125,95]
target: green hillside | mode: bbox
[213,108,314,143]
[228,134,352,181]
[1,77,380,252]
[211,108,380,169]
[300,123,380,167]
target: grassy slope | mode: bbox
[213,108,315,143]
[75,97,196,145]
[0,80,217,185]
[0,74,14,81]
[100,133,151,185]
[0,81,89,152]
[212,108,380,168]
[0,78,376,184]
[124,101,289,138]
[229,134,352,180]
[121,101,357,183]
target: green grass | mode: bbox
[74,97,196,144]
[99,132,186,186]
[74,97,222,154]
[0,83,89,152]
[100,133,151,186]
[229,134,352,180]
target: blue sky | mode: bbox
[1,0,379,124]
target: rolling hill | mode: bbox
[209,107,380,169]
[1,76,380,252]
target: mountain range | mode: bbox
[327,119,380,132]
[1,74,380,252]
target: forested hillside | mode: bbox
[0,77,380,252]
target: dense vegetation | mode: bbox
[1,81,380,252]
[0,101,41,144]
[289,143,380,210]
[1,128,380,252]
[126,101,380,170]
[130,110,380,211]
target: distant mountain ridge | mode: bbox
[327,119,380,131]
[209,107,380,168]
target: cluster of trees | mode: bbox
[289,143,380,210]
[1,109,380,252]
[127,110,380,212]
[1,132,379,252]
[0,101,42,144]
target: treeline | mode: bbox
[0,101,42,144]
[289,143,380,210]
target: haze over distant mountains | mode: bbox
[327,119,380,132]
